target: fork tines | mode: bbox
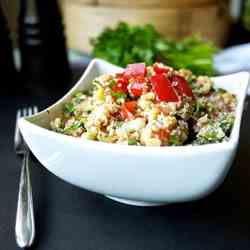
[14,106,38,153]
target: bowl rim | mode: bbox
[19,58,250,155]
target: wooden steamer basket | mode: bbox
[60,0,231,53]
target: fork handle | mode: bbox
[15,151,35,248]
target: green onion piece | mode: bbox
[128,139,137,145]
[63,103,75,115]
[111,91,127,99]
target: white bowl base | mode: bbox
[105,195,169,206]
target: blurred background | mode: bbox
[0,0,249,97]
[2,0,248,48]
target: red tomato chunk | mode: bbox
[120,101,137,120]
[153,65,169,74]
[150,74,179,102]
[112,78,128,93]
[124,63,147,79]
[171,75,194,98]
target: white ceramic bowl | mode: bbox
[19,59,249,206]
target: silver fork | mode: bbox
[14,106,38,248]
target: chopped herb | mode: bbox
[93,80,102,88]
[63,103,75,115]
[193,98,206,117]
[206,102,215,113]
[74,91,83,97]
[108,79,117,88]
[169,135,180,146]
[128,139,137,145]
[218,114,235,135]
[115,121,124,128]
[195,124,225,144]
[73,92,85,104]
[111,91,127,99]
[64,120,82,133]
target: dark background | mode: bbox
[1,15,250,250]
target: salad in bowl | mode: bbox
[18,59,249,206]
[51,62,236,147]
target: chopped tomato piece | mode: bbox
[120,101,137,120]
[156,129,170,141]
[112,78,128,93]
[121,108,134,120]
[124,101,137,112]
[124,63,146,79]
[128,82,145,97]
[171,75,194,98]
[153,65,169,74]
[128,76,147,97]
[150,74,179,102]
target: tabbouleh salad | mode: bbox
[50,63,237,146]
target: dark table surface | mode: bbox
[1,65,250,250]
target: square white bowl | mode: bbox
[19,59,249,206]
